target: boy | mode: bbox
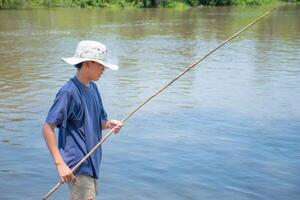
[43,40,123,200]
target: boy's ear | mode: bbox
[84,61,91,68]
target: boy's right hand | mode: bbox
[56,162,76,183]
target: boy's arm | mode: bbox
[42,122,75,183]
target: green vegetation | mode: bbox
[0,0,299,8]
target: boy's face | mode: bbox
[87,61,105,81]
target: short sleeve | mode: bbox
[46,90,71,128]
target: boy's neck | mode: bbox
[76,71,90,87]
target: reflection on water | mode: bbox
[0,5,300,200]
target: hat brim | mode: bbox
[61,57,119,70]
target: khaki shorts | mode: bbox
[68,174,98,200]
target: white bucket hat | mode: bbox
[61,40,119,70]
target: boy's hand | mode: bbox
[107,120,123,134]
[56,162,76,183]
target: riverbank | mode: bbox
[0,0,299,9]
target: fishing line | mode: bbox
[42,7,276,200]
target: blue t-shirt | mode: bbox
[46,76,107,179]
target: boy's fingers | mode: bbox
[60,177,65,183]
[71,173,76,181]
[113,128,120,134]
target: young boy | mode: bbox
[43,40,123,200]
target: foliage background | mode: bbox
[0,0,299,9]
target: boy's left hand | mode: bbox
[107,120,123,134]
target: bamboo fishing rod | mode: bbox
[42,7,276,200]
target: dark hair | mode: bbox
[74,62,83,70]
